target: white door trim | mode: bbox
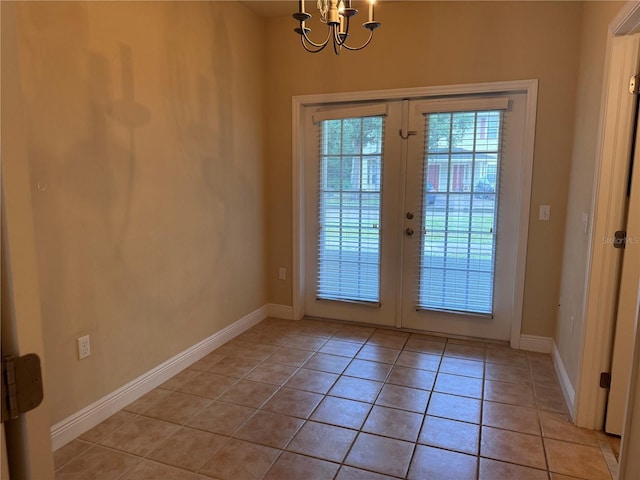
[292,80,538,348]
[611,0,640,36]
[619,283,640,480]
[1,2,55,477]
[573,3,640,430]
[609,4,640,478]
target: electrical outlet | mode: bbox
[77,335,91,360]
[278,267,287,280]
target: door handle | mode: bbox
[405,227,414,236]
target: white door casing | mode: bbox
[606,104,640,436]
[293,80,538,346]
[619,282,640,480]
[1,2,55,477]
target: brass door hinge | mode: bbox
[614,230,627,249]
[1,354,44,423]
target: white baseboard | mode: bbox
[50,305,269,450]
[267,304,294,320]
[519,334,553,353]
[552,340,576,417]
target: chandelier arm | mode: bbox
[333,24,343,47]
[300,24,332,49]
[339,28,375,51]
[301,34,329,53]
[334,17,351,47]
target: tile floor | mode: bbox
[54,318,618,480]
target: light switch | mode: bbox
[539,205,550,221]
[581,212,589,234]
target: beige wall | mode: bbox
[555,1,623,386]
[4,1,267,424]
[265,1,584,337]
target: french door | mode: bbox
[303,102,403,326]
[301,84,534,341]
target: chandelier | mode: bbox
[293,0,381,55]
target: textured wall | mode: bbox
[5,1,267,423]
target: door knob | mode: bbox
[405,227,414,236]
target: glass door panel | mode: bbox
[419,111,501,316]
[317,117,383,304]
[304,103,403,326]
[401,93,527,341]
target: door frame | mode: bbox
[620,284,640,480]
[572,2,640,432]
[292,80,538,348]
[605,100,640,436]
[581,2,640,477]
[1,2,55,477]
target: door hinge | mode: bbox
[1,354,44,423]
[600,371,612,389]
[630,74,640,94]
[614,230,627,249]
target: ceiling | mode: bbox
[242,1,404,18]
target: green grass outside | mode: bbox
[321,211,496,260]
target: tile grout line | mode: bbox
[270,328,579,478]
[529,351,552,480]
[324,327,383,479]
[243,333,335,480]
[273,335,364,479]
[476,343,486,480]
[254,326,374,480]
[389,335,441,480]
[596,431,620,480]
[57,320,607,480]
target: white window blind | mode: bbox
[418,109,504,315]
[316,115,385,304]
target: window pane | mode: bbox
[317,116,384,303]
[419,110,502,315]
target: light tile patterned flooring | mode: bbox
[54,318,617,480]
